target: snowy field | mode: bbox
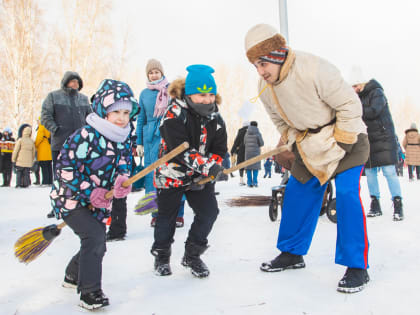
[0,171,418,315]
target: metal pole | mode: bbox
[278,0,289,43]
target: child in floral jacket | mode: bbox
[50,79,139,310]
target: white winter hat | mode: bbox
[244,24,287,63]
[347,66,366,86]
[410,122,417,130]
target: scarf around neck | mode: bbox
[86,113,131,143]
[147,76,169,117]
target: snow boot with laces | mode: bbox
[260,252,305,272]
[337,267,370,293]
[367,196,382,217]
[151,247,172,276]
[181,242,210,278]
[392,196,404,221]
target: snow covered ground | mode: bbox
[1,172,418,315]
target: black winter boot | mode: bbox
[367,196,382,217]
[337,267,369,293]
[392,196,404,221]
[151,247,172,276]
[260,252,305,272]
[79,290,109,310]
[181,242,210,278]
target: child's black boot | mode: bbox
[151,247,172,276]
[181,242,210,278]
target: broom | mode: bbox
[14,141,189,264]
[134,146,288,213]
[134,190,158,215]
[197,146,288,185]
[224,195,272,207]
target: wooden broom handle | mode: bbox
[58,141,189,229]
[197,145,288,185]
[104,141,189,199]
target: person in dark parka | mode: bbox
[352,79,403,221]
[41,71,92,218]
[230,121,249,185]
[41,71,92,172]
[244,121,264,187]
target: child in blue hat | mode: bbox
[151,64,227,278]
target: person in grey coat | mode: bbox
[41,71,91,172]
[41,71,91,218]
[244,121,264,187]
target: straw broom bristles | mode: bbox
[14,223,64,264]
[224,195,272,207]
[134,191,158,215]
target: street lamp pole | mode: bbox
[279,0,289,43]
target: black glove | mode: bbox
[208,164,225,182]
[188,176,205,191]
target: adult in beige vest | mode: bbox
[244,24,370,293]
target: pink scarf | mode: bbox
[147,77,169,117]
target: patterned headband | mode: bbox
[260,47,289,65]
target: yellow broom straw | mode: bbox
[14,142,189,264]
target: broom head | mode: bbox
[225,195,272,207]
[14,224,62,264]
[134,191,158,215]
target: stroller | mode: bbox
[268,171,337,223]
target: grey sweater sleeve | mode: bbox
[41,93,58,134]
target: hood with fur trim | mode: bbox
[91,79,140,119]
[61,71,83,91]
[168,78,222,105]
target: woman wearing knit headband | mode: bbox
[135,59,185,228]
[245,23,370,293]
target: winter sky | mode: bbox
[41,0,420,108]
[114,0,420,106]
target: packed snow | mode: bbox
[1,171,418,314]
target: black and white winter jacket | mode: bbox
[154,79,227,189]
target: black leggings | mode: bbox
[63,207,106,294]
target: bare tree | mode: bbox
[391,97,420,139]
[51,0,115,96]
[0,0,52,130]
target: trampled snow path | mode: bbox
[1,173,418,314]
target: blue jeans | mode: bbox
[246,169,258,186]
[365,165,402,200]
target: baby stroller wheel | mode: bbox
[269,185,285,221]
[326,198,337,223]
[269,199,278,221]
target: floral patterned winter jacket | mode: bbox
[50,126,132,221]
[50,79,139,222]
